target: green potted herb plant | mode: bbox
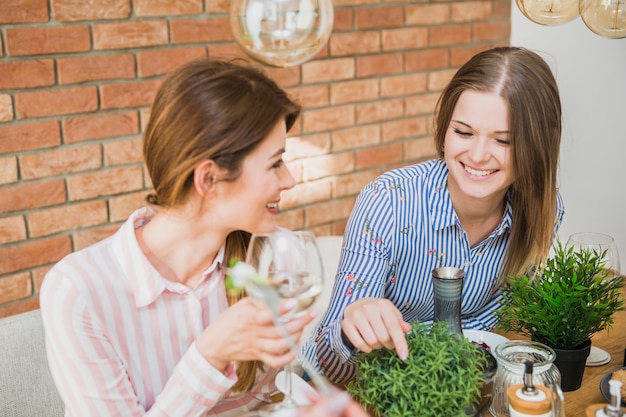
[345,321,486,417]
[495,240,625,391]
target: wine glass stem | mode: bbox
[282,363,297,408]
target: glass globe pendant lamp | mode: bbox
[580,0,626,38]
[515,0,582,25]
[230,0,334,67]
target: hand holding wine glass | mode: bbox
[244,230,325,415]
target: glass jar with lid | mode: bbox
[490,341,563,417]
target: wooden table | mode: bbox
[498,305,626,417]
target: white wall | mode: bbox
[510,3,626,273]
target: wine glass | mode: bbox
[565,232,621,277]
[245,229,324,415]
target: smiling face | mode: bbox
[444,90,516,206]
[215,120,296,234]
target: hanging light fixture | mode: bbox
[230,0,334,67]
[515,0,582,25]
[580,0,626,38]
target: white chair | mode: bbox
[302,235,343,342]
[0,309,64,417]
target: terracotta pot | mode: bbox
[552,339,592,392]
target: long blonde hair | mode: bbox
[433,47,562,277]
[143,58,301,392]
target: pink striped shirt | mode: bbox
[40,207,278,416]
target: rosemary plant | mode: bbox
[346,321,485,417]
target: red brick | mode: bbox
[0,156,17,184]
[5,26,90,56]
[0,60,55,89]
[0,179,66,213]
[171,18,233,43]
[0,235,71,275]
[137,47,207,77]
[450,45,492,67]
[405,136,437,161]
[0,0,48,24]
[382,27,428,51]
[305,197,354,227]
[302,58,355,84]
[0,299,40,319]
[330,79,379,105]
[265,67,301,88]
[0,215,26,244]
[406,4,450,26]
[0,120,60,153]
[356,98,404,124]
[428,68,457,91]
[135,0,202,16]
[208,44,247,61]
[63,111,139,144]
[302,105,355,133]
[0,272,32,304]
[274,208,304,232]
[93,21,168,50]
[286,133,331,160]
[109,191,148,222]
[19,144,101,180]
[452,2,491,22]
[356,143,403,170]
[405,48,450,72]
[406,92,440,116]
[333,0,377,5]
[356,53,404,78]
[15,86,98,119]
[29,200,108,237]
[332,125,380,152]
[382,116,427,142]
[57,54,135,84]
[67,166,144,201]
[205,0,229,13]
[492,0,512,19]
[0,95,12,122]
[100,80,161,109]
[430,25,472,47]
[73,224,119,251]
[287,85,330,109]
[334,170,379,197]
[329,32,380,56]
[355,6,403,29]
[473,22,511,42]
[381,74,427,97]
[51,0,130,21]
[104,138,143,166]
[302,153,355,181]
[33,266,50,292]
[333,9,353,31]
[281,178,332,209]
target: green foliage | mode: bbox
[495,241,625,350]
[346,321,485,417]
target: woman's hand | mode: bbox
[341,297,411,360]
[298,391,370,417]
[196,297,315,371]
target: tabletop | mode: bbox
[497,297,626,417]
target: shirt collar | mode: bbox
[113,207,225,308]
[428,160,512,237]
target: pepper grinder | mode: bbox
[585,379,625,417]
[507,361,552,417]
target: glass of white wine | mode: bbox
[245,229,324,415]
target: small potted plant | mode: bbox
[495,240,625,391]
[345,321,486,417]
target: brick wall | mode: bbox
[0,0,510,318]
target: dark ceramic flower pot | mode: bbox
[552,339,592,392]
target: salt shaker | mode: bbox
[507,361,553,417]
[585,379,625,417]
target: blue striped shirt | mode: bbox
[300,159,564,384]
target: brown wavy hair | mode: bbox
[143,58,301,392]
[433,47,562,277]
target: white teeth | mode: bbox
[464,166,495,177]
[266,203,278,209]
